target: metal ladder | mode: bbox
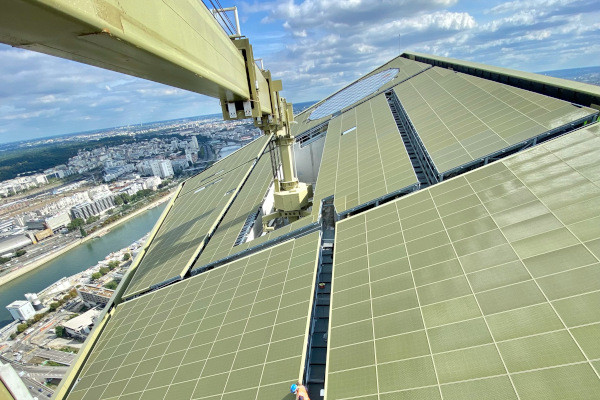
[304,197,335,399]
[233,207,260,246]
[386,91,439,187]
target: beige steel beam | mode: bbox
[0,0,271,113]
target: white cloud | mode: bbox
[489,0,579,14]
[0,43,221,140]
[0,107,59,120]
[246,0,600,104]
[261,0,458,28]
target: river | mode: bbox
[0,203,166,327]
[219,144,241,158]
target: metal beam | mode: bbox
[0,0,266,107]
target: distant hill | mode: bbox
[540,66,600,86]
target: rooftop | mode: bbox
[59,54,600,400]
[62,308,102,332]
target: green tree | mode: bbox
[79,227,87,237]
[104,281,118,290]
[99,267,109,275]
[114,196,124,205]
[108,260,120,270]
[85,215,99,224]
[122,253,131,261]
[67,218,84,231]
[49,302,60,311]
[119,193,131,204]
[33,313,44,322]
[55,326,65,338]
[91,272,102,280]
[16,323,28,333]
[15,249,26,257]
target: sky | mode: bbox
[0,0,599,143]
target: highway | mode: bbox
[1,354,66,398]
[32,348,76,365]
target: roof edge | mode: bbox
[402,51,600,110]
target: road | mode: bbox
[32,348,76,365]
[22,375,54,398]
[1,355,66,398]
[0,232,78,278]
[18,363,68,379]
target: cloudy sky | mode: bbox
[1,0,599,143]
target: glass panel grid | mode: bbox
[309,68,398,120]
[193,153,273,268]
[326,126,600,399]
[67,232,319,400]
[292,56,430,139]
[312,93,418,217]
[123,137,270,297]
[393,68,597,173]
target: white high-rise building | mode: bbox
[157,160,174,178]
[6,300,35,322]
[190,135,199,151]
[185,148,197,164]
[137,160,174,179]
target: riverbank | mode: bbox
[0,192,173,287]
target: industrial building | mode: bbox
[61,308,102,341]
[0,235,32,257]
[48,53,600,400]
[6,300,35,322]
[76,285,114,308]
[70,195,116,220]
[45,212,72,232]
[24,293,43,311]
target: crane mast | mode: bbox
[0,0,312,221]
[222,37,312,224]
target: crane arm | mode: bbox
[0,0,312,222]
[0,0,272,115]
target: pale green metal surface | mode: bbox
[234,217,317,254]
[65,232,319,400]
[292,56,430,137]
[123,136,270,298]
[326,124,600,399]
[193,152,273,268]
[403,51,600,108]
[0,0,272,110]
[312,94,418,216]
[181,138,271,197]
[393,67,597,173]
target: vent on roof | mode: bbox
[199,169,224,184]
[341,126,356,136]
[194,178,222,193]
